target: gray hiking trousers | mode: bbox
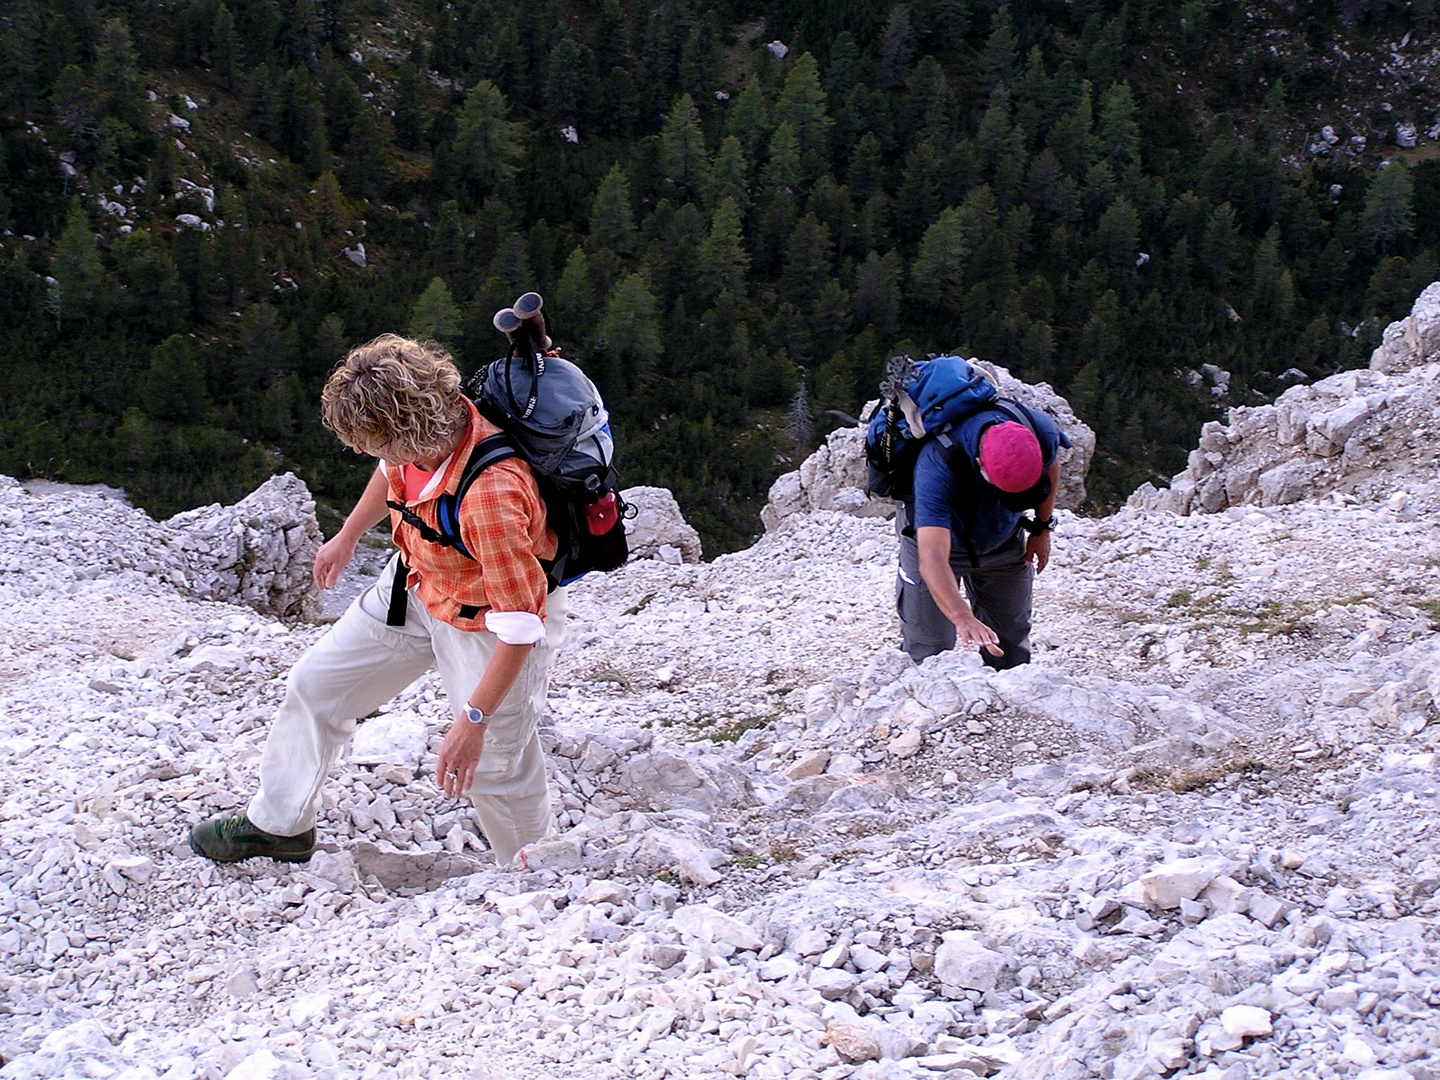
[895,512,1033,669]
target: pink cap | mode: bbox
[978,421,1043,492]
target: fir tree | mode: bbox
[409,277,464,346]
[590,165,637,256]
[774,53,832,185]
[48,201,106,327]
[659,93,710,203]
[453,80,523,205]
[1359,161,1415,254]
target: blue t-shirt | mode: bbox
[911,403,1067,555]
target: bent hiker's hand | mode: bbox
[954,612,1004,659]
[313,534,358,590]
[437,718,485,799]
[1025,530,1051,574]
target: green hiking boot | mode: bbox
[189,815,315,863]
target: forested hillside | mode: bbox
[2,0,1438,549]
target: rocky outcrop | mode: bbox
[760,425,885,532]
[1370,281,1440,374]
[1131,284,1440,515]
[620,485,703,564]
[167,472,323,619]
[762,362,1095,531]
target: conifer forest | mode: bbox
[1,0,1438,550]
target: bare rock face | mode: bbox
[166,472,323,619]
[620,485,703,564]
[761,362,1095,531]
[1370,281,1440,375]
[760,425,887,532]
[1131,281,1440,515]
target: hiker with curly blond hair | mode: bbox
[190,333,562,867]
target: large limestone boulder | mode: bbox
[621,485,703,564]
[1131,282,1440,515]
[760,425,888,532]
[762,362,1094,531]
[166,472,323,619]
[1370,280,1440,374]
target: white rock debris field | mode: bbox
[4,295,1440,1080]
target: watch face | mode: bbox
[466,707,485,724]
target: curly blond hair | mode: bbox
[321,334,470,459]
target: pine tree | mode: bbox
[784,378,813,461]
[981,5,1018,90]
[113,230,185,338]
[544,37,588,125]
[279,67,329,174]
[853,249,903,333]
[94,17,144,130]
[49,201,106,327]
[1093,195,1139,270]
[341,103,385,199]
[1048,82,1094,179]
[453,80,523,205]
[847,133,885,202]
[409,277,464,346]
[598,272,661,398]
[704,136,752,215]
[659,93,710,203]
[879,5,916,89]
[726,75,770,162]
[697,198,749,301]
[911,206,968,314]
[212,4,238,90]
[1095,82,1140,172]
[393,59,426,152]
[774,53,832,184]
[1359,161,1415,254]
[780,213,833,314]
[590,165,637,256]
[679,10,723,101]
[142,336,210,423]
[904,56,957,141]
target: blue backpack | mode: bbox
[864,355,1000,502]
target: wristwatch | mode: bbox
[1021,516,1057,535]
[463,706,488,726]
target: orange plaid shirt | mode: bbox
[386,400,557,631]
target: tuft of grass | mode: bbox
[1167,589,1193,607]
[1136,755,1268,794]
[588,669,632,691]
[623,592,656,617]
[700,712,776,743]
[724,854,765,870]
[1414,598,1440,629]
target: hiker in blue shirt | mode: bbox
[898,405,1068,668]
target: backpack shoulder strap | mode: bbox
[385,433,520,560]
[990,397,1041,440]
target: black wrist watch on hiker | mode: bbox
[1021,516,1056,535]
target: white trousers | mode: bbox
[248,555,565,865]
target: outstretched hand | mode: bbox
[313,534,358,590]
[954,612,1004,658]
